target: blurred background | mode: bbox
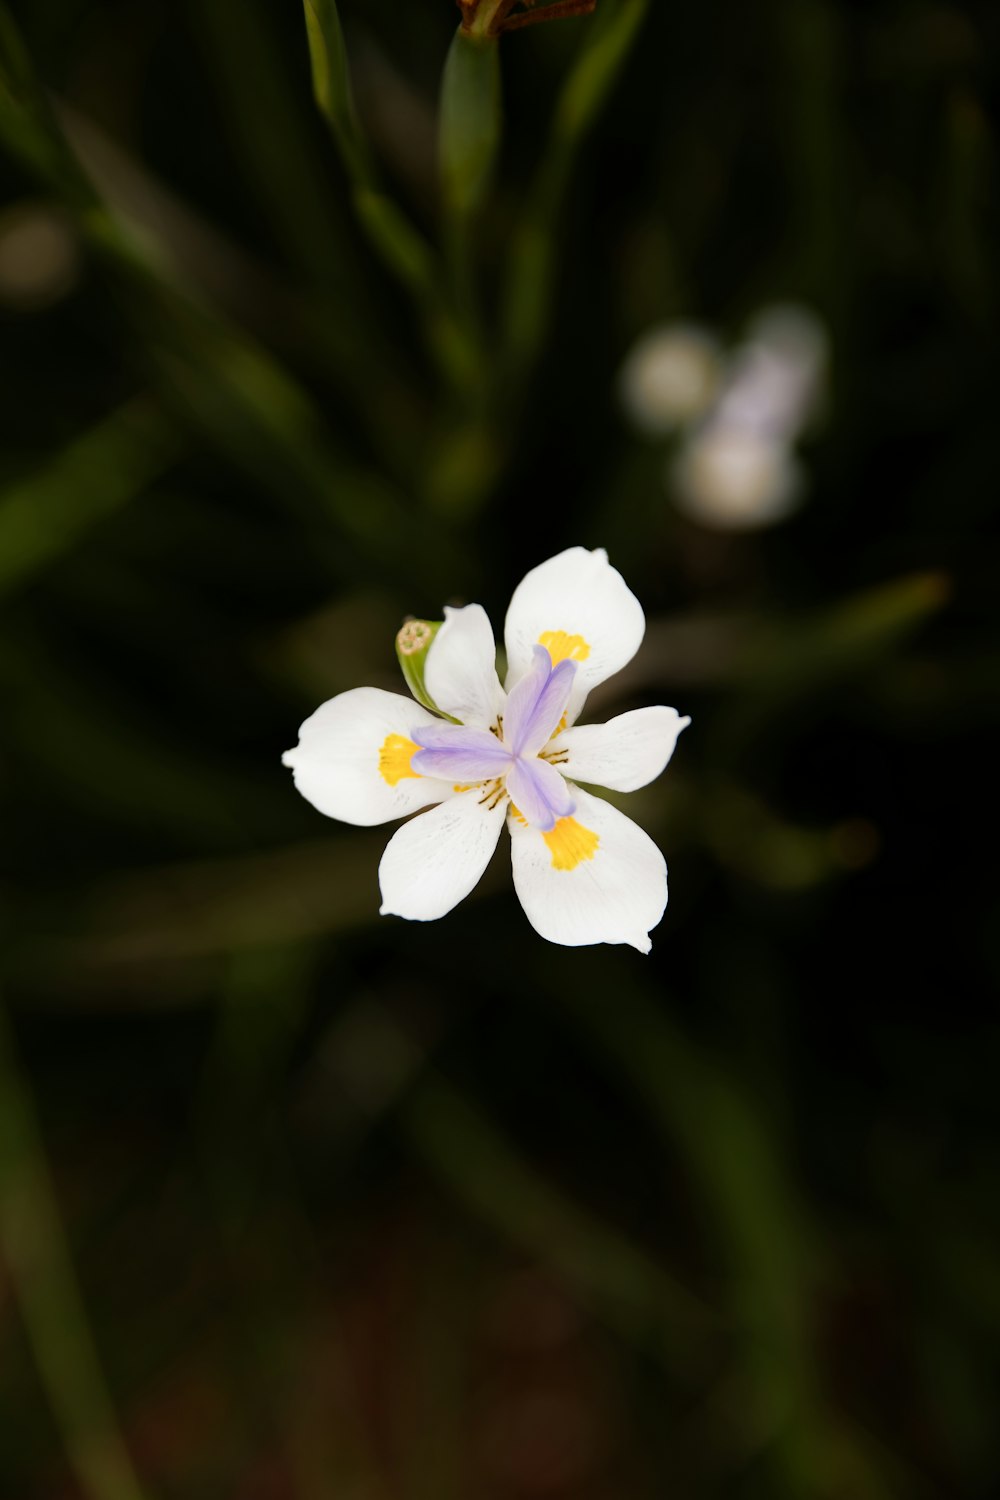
[0,0,997,1495]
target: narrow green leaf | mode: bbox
[300,0,473,386]
[0,400,179,600]
[353,187,437,292]
[736,573,951,696]
[717,573,950,752]
[0,4,96,203]
[502,0,649,381]
[438,26,502,223]
[553,0,649,143]
[404,1075,714,1367]
[0,1004,151,1500]
[302,0,355,144]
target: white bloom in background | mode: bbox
[283,548,689,953]
[671,302,828,531]
[672,429,803,530]
[618,322,722,436]
[712,303,827,441]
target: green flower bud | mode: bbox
[395,619,459,719]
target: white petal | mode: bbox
[503,547,645,725]
[555,707,690,793]
[283,687,452,827]
[424,603,505,729]
[379,790,507,922]
[509,787,667,954]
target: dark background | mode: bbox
[0,1,997,1496]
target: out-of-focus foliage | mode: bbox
[0,1,996,1497]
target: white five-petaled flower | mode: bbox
[282,547,689,953]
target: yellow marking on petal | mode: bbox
[539,630,590,666]
[543,816,600,871]
[378,733,421,786]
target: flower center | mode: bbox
[408,646,577,832]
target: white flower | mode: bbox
[283,548,689,953]
[670,303,828,531]
[711,303,827,444]
[619,322,722,436]
[672,427,803,530]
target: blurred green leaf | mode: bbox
[0,1005,150,1500]
[11,839,386,1006]
[0,633,294,860]
[553,972,894,1497]
[404,1071,717,1375]
[302,0,355,150]
[438,28,502,225]
[0,4,426,567]
[721,573,951,747]
[193,0,359,294]
[555,0,649,139]
[0,400,179,601]
[0,6,95,204]
[302,0,475,387]
[502,0,649,382]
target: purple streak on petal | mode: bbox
[503,645,577,757]
[411,722,512,782]
[507,758,576,832]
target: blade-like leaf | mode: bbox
[0,400,179,600]
[439,27,502,224]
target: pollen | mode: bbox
[543,817,600,871]
[379,733,421,785]
[538,630,590,667]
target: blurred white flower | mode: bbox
[618,322,722,436]
[712,303,827,442]
[672,429,802,530]
[284,548,689,953]
[666,303,828,530]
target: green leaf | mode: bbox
[301,0,473,388]
[302,0,351,125]
[502,0,649,380]
[302,0,358,158]
[737,572,951,697]
[438,26,502,223]
[0,1004,151,1500]
[554,0,649,143]
[0,400,179,600]
[0,4,96,204]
